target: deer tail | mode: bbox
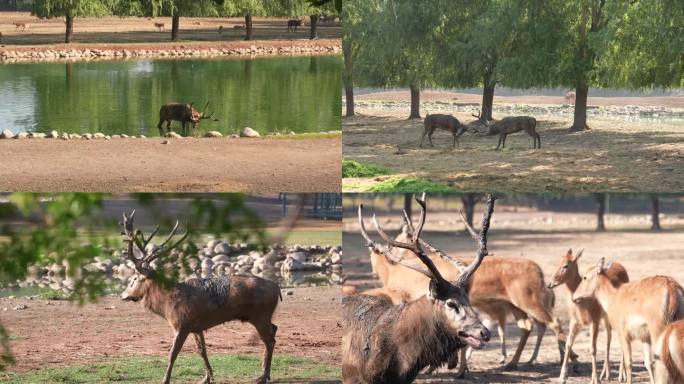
[279,287,283,302]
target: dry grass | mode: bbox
[343,108,684,193]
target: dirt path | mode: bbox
[343,207,684,383]
[1,286,342,375]
[343,110,684,193]
[0,13,341,48]
[0,137,341,192]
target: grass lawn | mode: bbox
[0,354,339,384]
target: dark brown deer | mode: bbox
[548,249,629,384]
[420,113,468,148]
[157,102,215,136]
[342,194,495,384]
[287,19,303,32]
[484,116,540,150]
[119,211,281,384]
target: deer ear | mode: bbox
[567,248,573,256]
[575,249,584,261]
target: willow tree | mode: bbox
[341,0,369,117]
[32,0,114,43]
[353,0,440,119]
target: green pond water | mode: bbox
[0,56,342,136]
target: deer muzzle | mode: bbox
[458,326,490,349]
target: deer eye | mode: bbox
[446,301,460,313]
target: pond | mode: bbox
[0,55,342,136]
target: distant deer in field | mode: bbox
[154,23,165,32]
[655,320,684,384]
[420,113,468,148]
[342,194,495,384]
[573,258,684,384]
[368,210,573,373]
[548,249,630,384]
[565,90,576,104]
[119,212,282,384]
[14,23,29,32]
[218,25,224,35]
[287,19,303,32]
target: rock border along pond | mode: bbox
[0,128,341,140]
[0,39,341,63]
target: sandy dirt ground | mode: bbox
[0,137,341,192]
[342,204,684,383]
[0,285,343,377]
[0,13,341,48]
[343,91,684,193]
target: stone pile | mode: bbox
[10,239,343,295]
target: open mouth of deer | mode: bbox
[458,331,485,349]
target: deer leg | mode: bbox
[194,332,214,384]
[496,133,505,150]
[536,132,542,149]
[620,334,632,384]
[498,322,507,364]
[255,322,277,384]
[163,330,189,384]
[504,317,532,370]
[157,120,164,135]
[642,342,655,384]
[428,129,435,147]
[589,320,599,384]
[559,319,581,384]
[420,129,428,148]
[455,347,467,378]
[526,320,545,364]
[601,318,612,380]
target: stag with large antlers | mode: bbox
[342,194,495,384]
[368,208,572,373]
[573,258,684,384]
[119,212,281,384]
[157,102,216,136]
[548,249,629,384]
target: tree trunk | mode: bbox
[309,14,319,40]
[244,13,253,40]
[461,194,477,231]
[404,194,412,222]
[595,193,606,232]
[651,196,661,231]
[570,85,589,131]
[409,85,421,119]
[481,84,495,121]
[65,15,74,43]
[343,39,354,117]
[171,15,180,41]
[345,84,355,117]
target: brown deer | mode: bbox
[655,320,684,384]
[119,212,281,384]
[548,249,629,384]
[154,22,165,32]
[565,90,576,104]
[287,19,303,32]
[157,102,215,136]
[218,25,224,35]
[369,214,572,372]
[420,113,468,148]
[573,258,684,384]
[13,22,29,32]
[484,116,540,150]
[342,194,495,384]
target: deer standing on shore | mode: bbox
[655,320,684,384]
[420,113,468,148]
[342,194,495,384]
[367,213,572,373]
[157,102,215,136]
[287,19,303,32]
[154,23,165,32]
[13,23,29,32]
[548,249,630,384]
[573,258,684,384]
[119,211,282,384]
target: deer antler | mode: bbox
[120,211,189,274]
[358,205,432,277]
[455,194,496,286]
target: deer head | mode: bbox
[358,194,496,348]
[548,248,583,289]
[119,211,189,302]
[572,257,612,303]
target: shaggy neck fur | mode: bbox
[141,278,172,319]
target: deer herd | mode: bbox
[421,106,542,150]
[343,195,684,384]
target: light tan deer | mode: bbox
[119,211,281,384]
[573,258,684,384]
[548,249,629,384]
[342,194,495,384]
[368,212,572,373]
[655,320,684,384]
[154,22,165,32]
[13,22,29,32]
